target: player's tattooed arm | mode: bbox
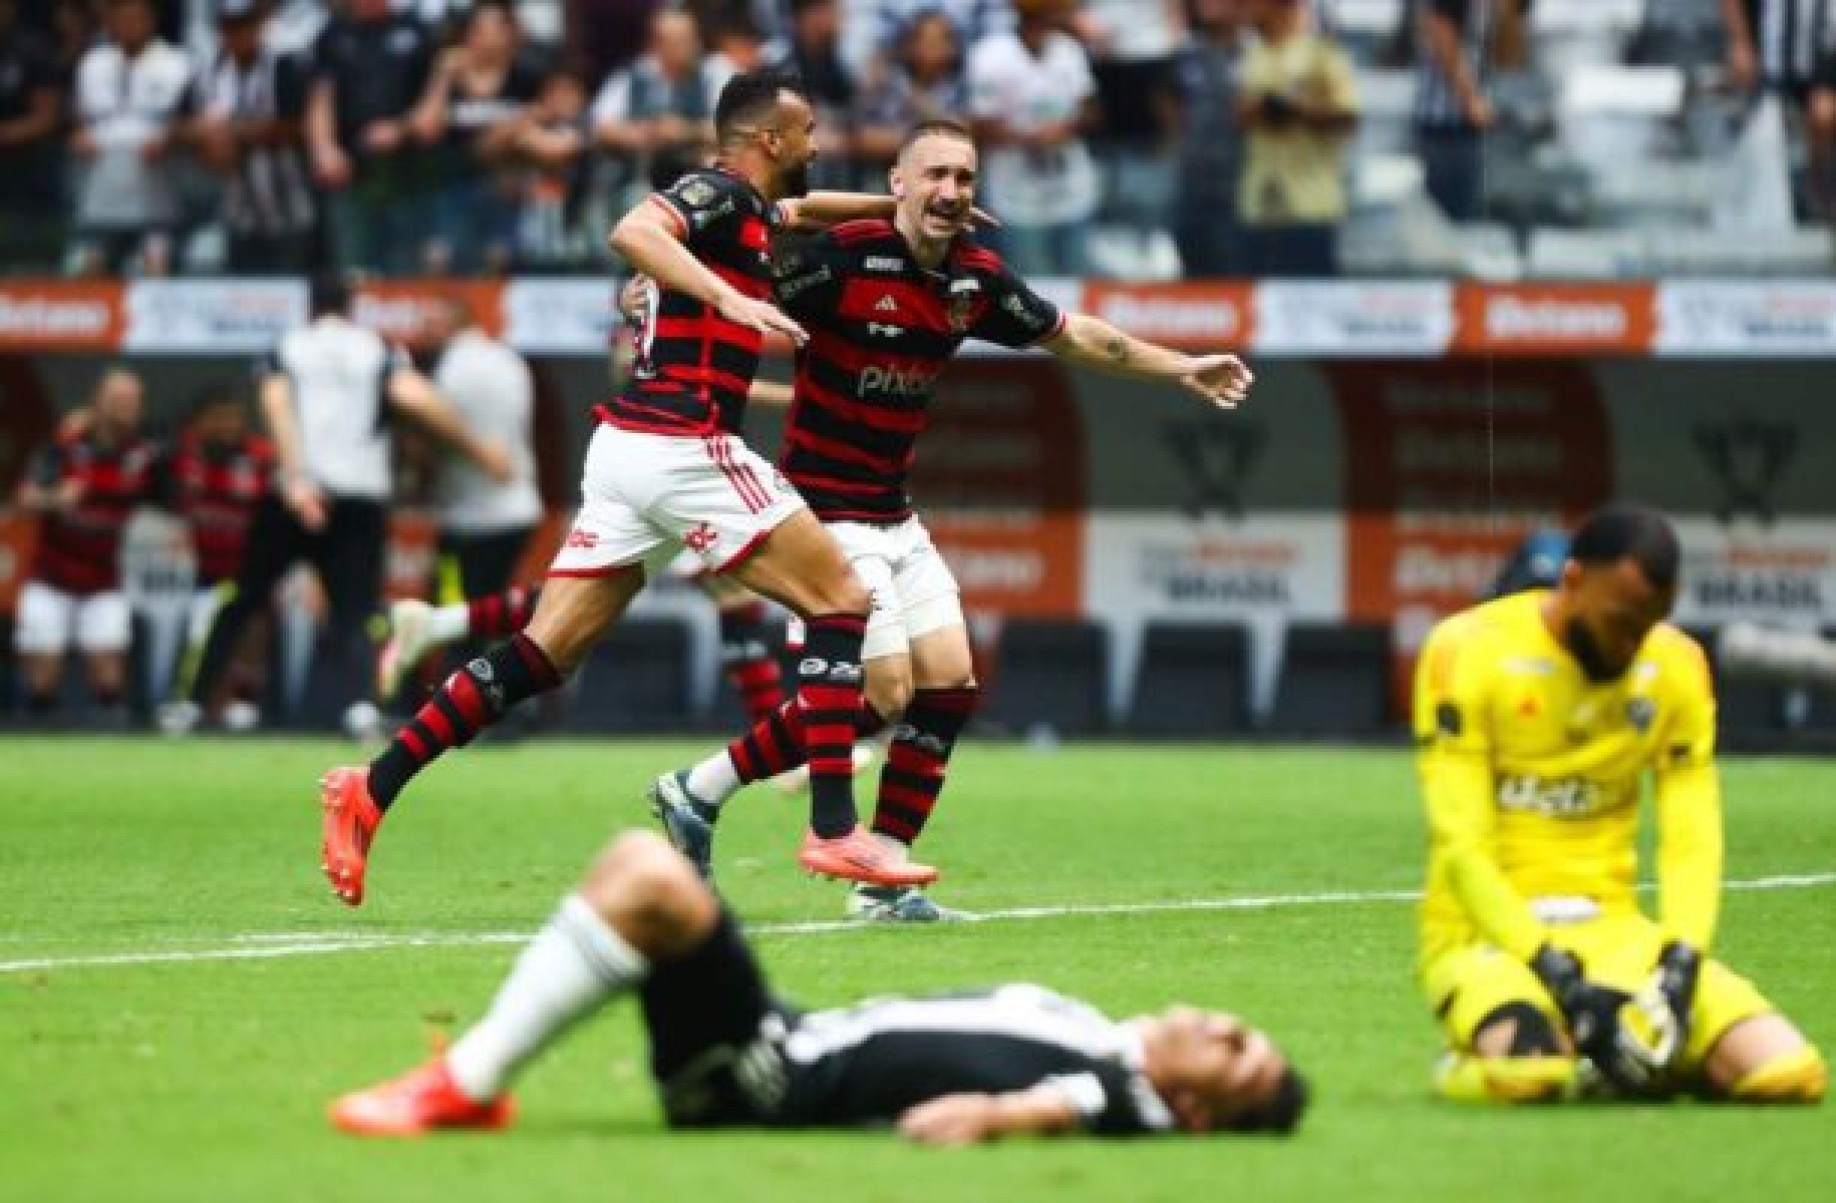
[1044,314,1254,409]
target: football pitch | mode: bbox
[3,738,1832,1202]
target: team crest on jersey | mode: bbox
[1626,697,1656,733]
[946,277,982,333]
[677,178,718,207]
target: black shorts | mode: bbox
[640,910,803,1127]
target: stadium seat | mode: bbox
[1266,623,1394,737]
[1526,227,1651,278]
[984,619,1110,738]
[1124,622,1252,737]
[565,617,693,734]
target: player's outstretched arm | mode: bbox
[1043,313,1253,409]
[898,1086,1083,1146]
[778,192,1000,232]
[609,201,807,344]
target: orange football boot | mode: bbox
[798,826,939,887]
[320,767,382,906]
[329,1059,514,1137]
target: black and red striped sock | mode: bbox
[795,613,867,837]
[725,696,807,784]
[871,685,977,846]
[368,633,560,810]
[718,601,783,722]
[467,586,540,640]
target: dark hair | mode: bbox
[897,118,974,158]
[1569,503,1680,591]
[309,272,352,317]
[713,67,806,143]
[1231,1067,1309,1135]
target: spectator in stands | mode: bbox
[1173,0,1247,277]
[415,0,544,274]
[185,0,318,275]
[857,0,1014,78]
[0,0,64,275]
[769,0,858,189]
[1077,0,1186,255]
[967,0,1101,275]
[69,0,192,277]
[13,368,159,724]
[854,9,970,175]
[1721,0,1836,220]
[1235,0,1357,277]
[308,0,439,274]
[591,7,732,214]
[512,64,592,265]
[569,0,664,87]
[1414,0,1528,222]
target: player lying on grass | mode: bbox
[1415,503,1826,1104]
[647,119,1254,923]
[329,829,1307,1143]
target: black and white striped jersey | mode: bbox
[707,984,1178,1135]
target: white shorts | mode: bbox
[549,426,806,579]
[813,517,964,661]
[15,581,132,656]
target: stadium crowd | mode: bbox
[1,0,1833,281]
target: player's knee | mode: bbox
[1476,1002,1567,1058]
[583,832,711,940]
[866,665,913,720]
[1731,1045,1828,1104]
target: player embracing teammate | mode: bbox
[320,70,946,905]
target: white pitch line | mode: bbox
[4,871,1834,976]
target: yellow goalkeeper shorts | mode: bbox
[1421,914,1773,1075]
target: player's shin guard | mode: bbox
[468,586,540,640]
[871,685,977,846]
[1435,1054,1578,1103]
[719,601,784,721]
[796,613,868,838]
[1729,1046,1829,1104]
[367,633,561,810]
[446,894,648,1102]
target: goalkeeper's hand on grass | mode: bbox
[1528,943,1669,1097]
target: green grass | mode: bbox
[2,738,1833,1202]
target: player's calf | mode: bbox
[1439,1003,1577,1104]
[1730,1046,1828,1104]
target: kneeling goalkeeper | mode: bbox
[1414,504,1825,1104]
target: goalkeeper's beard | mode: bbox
[1565,618,1631,683]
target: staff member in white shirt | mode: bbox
[185,274,511,732]
[423,296,544,601]
[966,0,1101,276]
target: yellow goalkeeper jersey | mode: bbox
[1414,590,1722,967]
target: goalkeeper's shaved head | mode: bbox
[1554,503,1681,683]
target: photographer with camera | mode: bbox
[1233,0,1357,278]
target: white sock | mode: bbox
[446,894,647,1101]
[686,750,744,806]
[428,603,470,644]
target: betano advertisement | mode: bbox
[3,280,1835,682]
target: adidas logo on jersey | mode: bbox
[874,295,900,313]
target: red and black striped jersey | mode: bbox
[168,431,275,585]
[772,220,1064,523]
[26,431,160,595]
[598,167,782,437]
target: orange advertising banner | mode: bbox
[1453,283,1657,356]
[354,281,506,350]
[0,282,126,351]
[1081,280,1256,351]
